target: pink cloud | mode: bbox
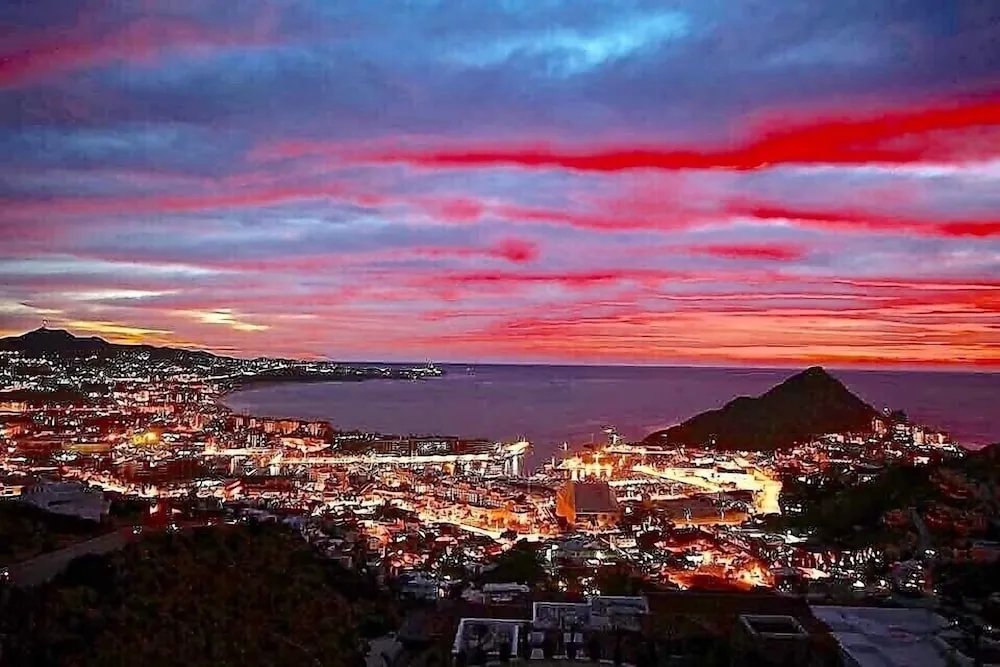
[0,15,275,88]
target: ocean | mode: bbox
[222,365,1000,462]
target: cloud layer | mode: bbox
[1,0,999,368]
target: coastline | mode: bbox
[215,373,445,428]
[212,366,1000,452]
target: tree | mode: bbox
[3,524,397,667]
[479,543,547,587]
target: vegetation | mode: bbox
[1,522,397,667]
[777,445,1000,549]
[935,560,1000,606]
[478,541,547,587]
[0,501,105,566]
[594,567,659,596]
[763,470,909,550]
[645,366,876,451]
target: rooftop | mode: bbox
[572,482,619,515]
[452,596,651,660]
[740,614,809,638]
[811,605,964,667]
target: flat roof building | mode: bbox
[445,592,844,666]
[556,481,620,529]
[811,605,980,667]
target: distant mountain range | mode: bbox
[644,366,878,451]
[0,327,228,364]
[0,328,444,384]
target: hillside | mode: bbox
[0,327,229,364]
[0,501,108,566]
[644,366,877,451]
[771,445,1000,550]
[0,523,396,667]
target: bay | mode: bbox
[223,365,1000,461]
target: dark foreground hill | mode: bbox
[769,442,1000,550]
[0,523,396,667]
[644,366,877,451]
[0,327,227,364]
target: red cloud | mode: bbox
[432,283,1000,368]
[414,196,489,223]
[413,268,705,293]
[369,98,1000,171]
[727,201,1000,238]
[409,238,540,263]
[689,243,807,261]
[487,238,539,263]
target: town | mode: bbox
[1,328,998,666]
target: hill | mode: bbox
[643,366,877,451]
[0,327,228,364]
[0,501,108,566]
[769,443,1000,550]
[0,523,397,667]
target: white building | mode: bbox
[20,481,109,521]
[812,605,980,667]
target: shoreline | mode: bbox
[211,369,999,452]
[215,374,457,437]
[217,365,444,400]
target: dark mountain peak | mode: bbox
[2,327,108,353]
[776,365,833,385]
[0,328,225,362]
[645,367,877,451]
[763,365,850,396]
[20,326,95,342]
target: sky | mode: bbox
[1,0,999,369]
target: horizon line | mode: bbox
[4,325,997,375]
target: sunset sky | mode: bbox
[2,1,999,368]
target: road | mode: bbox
[5,529,131,588]
[3,519,228,588]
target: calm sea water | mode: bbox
[223,365,1000,460]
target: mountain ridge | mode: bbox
[643,366,878,451]
[0,327,231,363]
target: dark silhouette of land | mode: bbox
[644,366,877,451]
[0,326,228,363]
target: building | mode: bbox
[0,399,28,414]
[811,605,976,667]
[556,481,621,529]
[19,481,109,521]
[733,614,811,666]
[0,474,27,498]
[555,536,610,564]
[399,573,441,601]
[446,592,843,666]
[452,596,650,665]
